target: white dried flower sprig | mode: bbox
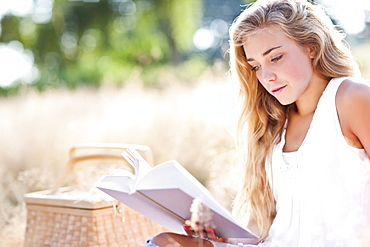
[187,197,216,233]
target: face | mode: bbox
[243,27,316,105]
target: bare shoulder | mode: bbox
[337,78,370,101]
[336,78,370,152]
[336,78,370,117]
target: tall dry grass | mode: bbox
[0,69,243,246]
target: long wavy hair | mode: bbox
[229,0,357,240]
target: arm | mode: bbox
[246,214,260,237]
[336,79,370,155]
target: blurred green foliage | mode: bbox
[0,0,258,95]
[0,0,202,93]
[39,0,199,88]
[0,0,253,95]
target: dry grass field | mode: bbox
[0,69,243,246]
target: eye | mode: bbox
[271,54,283,62]
[251,65,261,71]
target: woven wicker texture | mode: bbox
[23,144,168,247]
[24,202,166,247]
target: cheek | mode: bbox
[285,57,313,80]
[291,54,313,76]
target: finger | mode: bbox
[205,227,217,241]
[197,221,205,232]
[183,224,193,236]
[183,221,195,236]
[191,221,202,235]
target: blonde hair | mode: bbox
[229,0,356,239]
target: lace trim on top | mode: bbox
[275,78,337,186]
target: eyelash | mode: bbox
[251,65,260,71]
[250,54,283,72]
[272,54,283,62]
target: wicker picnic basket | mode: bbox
[23,143,167,247]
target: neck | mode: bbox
[295,77,329,116]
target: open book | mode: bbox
[96,149,258,239]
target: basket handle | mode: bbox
[52,143,153,192]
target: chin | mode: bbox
[276,98,294,106]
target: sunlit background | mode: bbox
[1,0,370,246]
[0,0,242,91]
[1,0,369,90]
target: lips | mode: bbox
[271,85,287,94]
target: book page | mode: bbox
[97,174,135,193]
[137,161,234,219]
[136,161,258,239]
[139,188,256,239]
[121,149,152,186]
[97,175,186,233]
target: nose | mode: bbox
[259,67,276,84]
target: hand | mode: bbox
[183,221,262,245]
[183,221,226,242]
[183,198,223,240]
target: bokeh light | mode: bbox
[0,41,37,87]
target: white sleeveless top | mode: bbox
[263,77,370,247]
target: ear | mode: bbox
[304,45,316,59]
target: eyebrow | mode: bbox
[246,45,282,62]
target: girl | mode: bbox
[147,0,370,246]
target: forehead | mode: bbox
[243,27,293,58]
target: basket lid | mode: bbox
[24,186,117,210]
